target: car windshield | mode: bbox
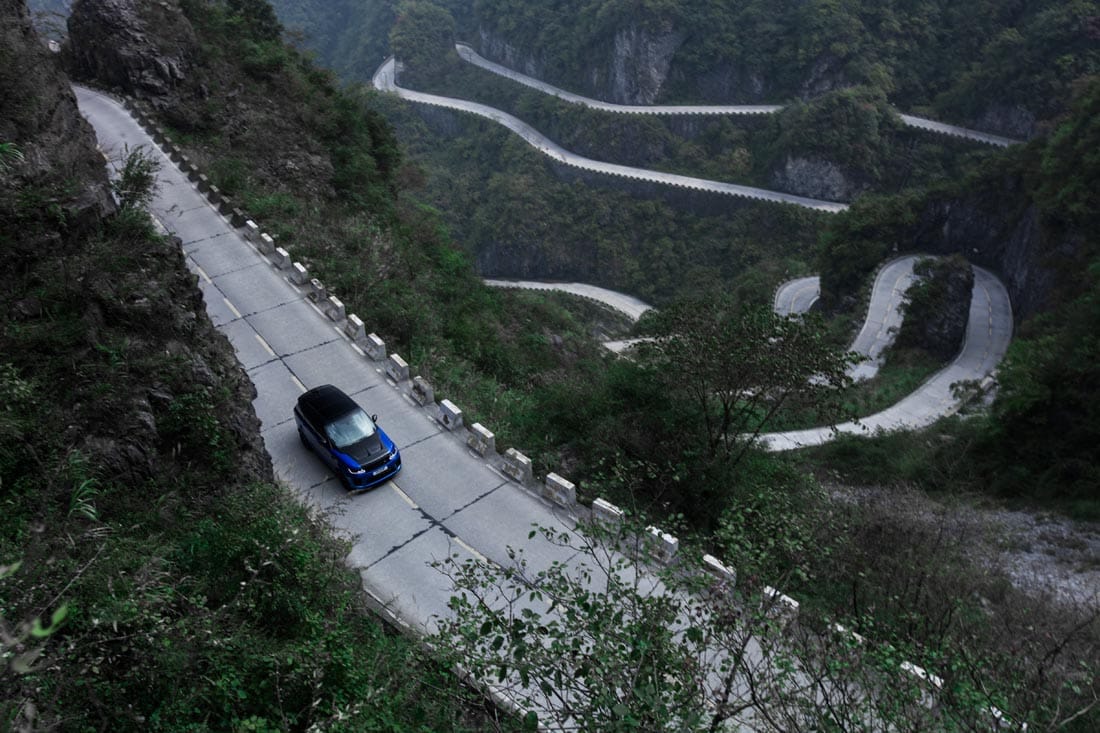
[324,409,377,449]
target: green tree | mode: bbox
[110,144,160,211]
[390,0,458,82]
[637,297,854,464]
[431,521,1053,732]
[227,0,283,41]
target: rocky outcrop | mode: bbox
[64,0,200,106]
[896,256,975,360]
[3,0,271,491]
[799,52,849,100]
[477,26,548,80]
[0,0,114,238]
[688,62,769,104]
[907,188,1068,324]
[478,23,685,104]
[972,103,1037,141]
[770,156,862,202]
[587,25,686,104]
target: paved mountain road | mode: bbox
[775,257,925,382]
[75,85,583,636]
[762,265,1012,450]
[454,43,1021,147]
[372,51,1016,447]
[373,58,848,213]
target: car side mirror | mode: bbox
[371,413,378,423]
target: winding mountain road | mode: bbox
[776,256,924,382]
[454,43,1021,148]
[73,53,1018,722]
[481,255,1012,448]
[373,58,848,213]
[762,264,1012,450]
[373,50,1016,447]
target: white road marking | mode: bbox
[291,375,307,393]
[453,536,488,564]
[254,333,276,357]
[222,297,243,319]
[195,265,212,283]
[391,483,418,509]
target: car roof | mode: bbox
[298,384,360,425]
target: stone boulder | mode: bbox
[64,0,200,105]
[0,0,115,240]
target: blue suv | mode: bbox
[294,385,401,491]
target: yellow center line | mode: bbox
[222,297,243,319]
[254,333,276,357]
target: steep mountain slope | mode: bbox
[272,0,1099,138]
[0,0,521,728]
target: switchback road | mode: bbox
[372,57,848,213]
[454,43,1021,147]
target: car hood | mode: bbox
[341,433,389,465]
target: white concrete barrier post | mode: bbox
[289,263,309,286]
[763,586,800,628]
[344,314,366,342]
[271,247,292,269]
[325,295,345,322]
[243,220,260,242]
[591,498,624,525]
[467,423,495,456]
[543,473,576,508]
[646,526,680,564]
[411,377,434,406]
[502,448,533,485]
[702,554,737,595]
[438,399,463,430]
[385,353,409,383]
[257,233,276,254]
[308,278,326,303]
[364,333,386,360]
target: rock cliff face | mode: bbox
[477,25,548,79]
[64,0,200,109]
[0,0,114,237]
[478,24,685,105]
[587,25,686,104]
[907,186,1069,323]
[973,102,1038,140]
[770,156,863,202]
[2,0,271,491]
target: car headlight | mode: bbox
[348,466,367,475]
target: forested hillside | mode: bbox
[9,0,1099,728]
[273,0,1099,138]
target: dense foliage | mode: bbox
[272,0,1099,135]
[404,46,989,198]
[0,149,506,729]
[815,77,1100,510]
